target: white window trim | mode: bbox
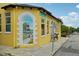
[0,32,2,33]
[41,34,46,37]
[6,23,10,24]
[6,16,10,18]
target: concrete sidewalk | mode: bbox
[52,37,69,55]
[0,37,68,56]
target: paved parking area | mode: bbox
[54,33,79,56]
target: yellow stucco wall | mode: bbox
[0,8,16,47]
[0,5,61,48]
[14,7,51,47]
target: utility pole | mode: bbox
[51,36,55,55]
[51,33,58,55]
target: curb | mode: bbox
[52,38,69,56]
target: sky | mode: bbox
[23,14,33,29]
[29,3,79,28]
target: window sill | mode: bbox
[41,35,46,37]
[0,32,2,33]
[4,32,11,34]
[47,34,50,35]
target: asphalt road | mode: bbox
[54,33,79,56]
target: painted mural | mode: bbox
[18,12,35,45]
[23,14,34,44]
[51,22,57,39]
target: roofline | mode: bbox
[1,4,52,14]
[55,18,63,24]
[1,4,62,23]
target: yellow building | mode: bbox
[0,4,62,48]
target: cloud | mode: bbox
[76,4,79,9]
[60,12,79,28]
[68,12,78,17]
[69,12,79,20]
[68,12,79,19]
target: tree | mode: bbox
[76,27,79,32]
[69,27,76,34]
[23,22,27,31]
[61,25,76,37]
[61,25,69,33]
[61,25,69,37]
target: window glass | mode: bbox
[40,11,46,36]
[41,24,45,35]
[47,20,49,34]
[5,12,11,32]
[0,14,1,32]
[5,13,10,16]
[6,17,10,23]
[41,18,45,35]
[6,25,11,32]
[41,19,45,24]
